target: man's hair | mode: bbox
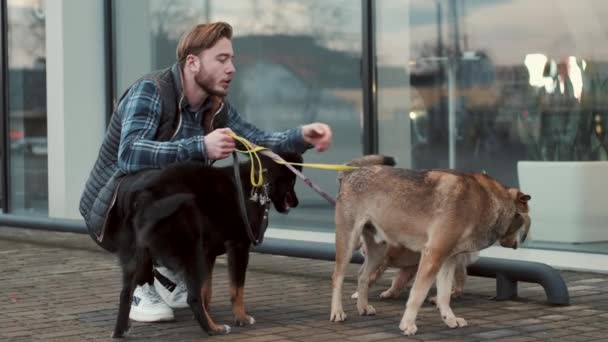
[176,22,233,64]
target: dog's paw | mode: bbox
[380,289,400,299]
[399,320,417,336]
[351,291,359,299]
[235,315,256,326]
[111,331,125,339]
[330,309,347,322]
[111,322,130,339]
[443,315,467,329]
[208,324,231,336]
[451,290,464,299]
[357,304,376,316]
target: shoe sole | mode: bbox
[168,303,190,309]
[129,310,175,323]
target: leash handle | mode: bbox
[229,131,339,207]
[231,133,264,187]
[229,132,358,172]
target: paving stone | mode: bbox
[470,329,520,339]
[3,227,608,341]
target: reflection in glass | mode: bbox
[377,0,412,167]
[406,0,608,253]
[408,0,608,184]
[113,0,363,232]
[8,0,48,215]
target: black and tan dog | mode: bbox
[351,243,478,302]
[110,152,302,338]
[330,155,531,336]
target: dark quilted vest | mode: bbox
[79,63,223,249]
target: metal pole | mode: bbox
[103,0,115,126]
[447,0,459,169]
[361,0,378,155]
[0,0,10,213]
[204,0,211,22]
[448,59,456,168]
[436,0,443,57]
[449,0,460,55]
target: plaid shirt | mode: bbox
[116,79,311,174]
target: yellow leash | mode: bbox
[230,132,265,187]
[229,132,358,188]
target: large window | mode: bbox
[407,0,608,182]
[7,0,47,215]
[113,0,363,232]
[403,0,608,253]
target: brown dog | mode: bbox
[330,155,531,336]
[351,242,478,302]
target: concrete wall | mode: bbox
[46,0,106,219]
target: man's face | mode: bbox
[194,37,235,97]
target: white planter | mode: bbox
[517,161,608,243]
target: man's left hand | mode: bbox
[302,123,332,152]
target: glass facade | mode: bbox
[0,0,604,256]
[7,0,47,215]
[110,0,608,251]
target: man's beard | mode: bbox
[195,71,227,97]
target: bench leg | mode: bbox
[495,273,518,300]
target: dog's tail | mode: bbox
[339,154,396,180]
[134,192,195,246]
[346,154,396,168]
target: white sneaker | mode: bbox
[129,283,174,322]
[154,266,189,309]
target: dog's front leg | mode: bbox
[330,214,359,322]
[355,232,386,316]
[112,264,137,339]
[399,246,448,336]
[201,254,216,312]
[227,242,255,326]
[113,248,153,339]
[186,246,230,335]
[451,260,467,298]
[380,266,416,299]
[435,256,467,329]
[351,262,386,299]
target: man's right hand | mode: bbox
[204,128,236,160]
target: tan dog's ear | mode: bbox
[516,191,531,213]
[509,188,531,213]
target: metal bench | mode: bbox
[252,237,570,306]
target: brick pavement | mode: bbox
[1,226,608,342]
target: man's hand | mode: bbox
[302,123,332,152]
[204,128,236,160]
